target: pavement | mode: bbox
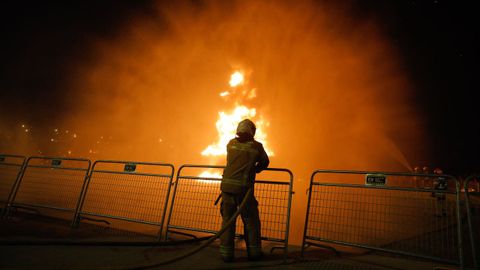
[0,241,462,270]
[0,210,466,270]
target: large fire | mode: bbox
[199,71,274,178]
[202,71,273,158]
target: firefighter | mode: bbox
[219,119,269,262]
[423,166,431,188]
[413,166,421,188]
[433,168,448,190]
[432,168,448,216]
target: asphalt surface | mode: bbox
[0,241,460,270]
[0,209,471,270]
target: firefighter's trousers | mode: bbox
[219,190,262,260]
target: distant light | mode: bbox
[25,129,29,132]
[73,134,77,138]
[50,138,55,142]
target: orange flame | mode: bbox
[202,71,274,159]
[198,170,222,183]
[229,71,244,87]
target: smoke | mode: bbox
[61,1,426,166]
[1,0,428,244]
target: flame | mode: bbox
[199,70,273,180]
[247,88,256,99]
[202,105,256,156]
[202,71,274,158]
[219,91,230,97]
[198,171,222,179]
[197,171,222,183]
[229,71,244,87]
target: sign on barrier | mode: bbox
[73,160,174,240]
[301,169,464,268]
[8,156,91,223]
[0,155,26,213]
[165,164,293,259]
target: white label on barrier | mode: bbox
[51,159,62,167]
[124,164,136,172]
[365,174,386,186]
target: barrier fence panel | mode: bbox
[8,156,91,222]
[464,175,480,269]
[0,155,26,214]
[73,160,174,241]
[302,170,464,268]
[165,165,293,258]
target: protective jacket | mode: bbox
[221,137,269,194]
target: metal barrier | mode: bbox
[73,160,174,240]
[302,170,464,268]
[8,156,91,223]
[464,174,480,269]
[0,155,26,214]
[165,165,293,258]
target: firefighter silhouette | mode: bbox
[219,119,269,262]
[432,167,448,217]
[423,166,432,188]
[413,166,421,188]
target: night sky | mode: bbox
[0,0,478,175]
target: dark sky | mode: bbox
[1,1,152,124]
[0,0,478,175]
[353,0,479,175]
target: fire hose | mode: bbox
[1,189,254,268]
[123,187,253,270]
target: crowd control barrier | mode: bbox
[165,165,293,259]
[302,170,464,268]
[3,153,476,268]
[0,155,26,215]
[7,156,91,223]
[73,160,174,241]
[464,174,480,269]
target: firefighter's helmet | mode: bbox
[236,119,256,137]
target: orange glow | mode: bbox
[7,1,429,245]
